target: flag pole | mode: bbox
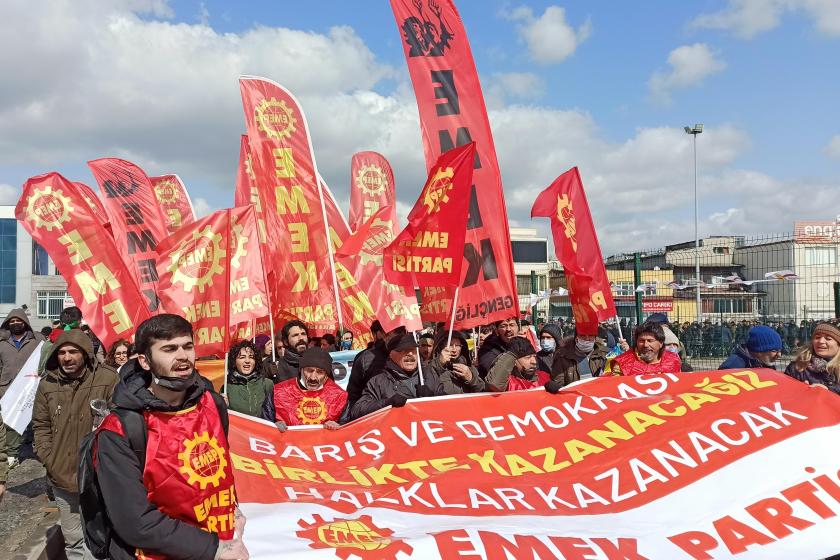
[315,177,345,333]
[223,351,229,395]
[223,209,232,396]
[446,287,460,348]
[251,204,277,364]
[413,330,425,386]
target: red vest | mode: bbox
[507,370,551,391]
[273,377,348,426]
[99,391,236,559]
[613,350,682,376]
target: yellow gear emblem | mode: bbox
[555,194,578,252]
[355,164,387,196]
[422,166,454,214]
[255,97,297,140]
[168,226,226,293]
[178,431,228,490]
[229,218,248,269]
[25,185,74,231]
[154,178,180,205]
[297,396,328,425]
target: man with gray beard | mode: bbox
[610,322,682,376]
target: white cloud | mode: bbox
[824,135,840,160]
[691,0,840,38]
[504,6,591,64]
[648,43,726,104]
[0,0,837,259]
[192,197,213,218]
[0,184,18,205]
[484,72,545,108]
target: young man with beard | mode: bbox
[610,322,681,376]
[93,314,247,560]
[262,347,347,429]
[477,317,520,378]
[265,320,309,383]
[351,334,440,420]
[33,329,118,560]
[345,321,405,410]
[0,308,46,468]
[486,336,550,392]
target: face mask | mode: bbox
[665,346,680,354]
[575,339,595,353]
[539,339,556,352]
[153,371,197,392]
[9,323,26,336]
[340,340,352,350]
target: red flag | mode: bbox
[88,158,170,313]
[16,173,152,348]
[531,167,616,335]
[349,151,396,232]
[234,135,257,208]
[72,182,109,227]
[150,174,196,233]
[389,0,519,327]
[384,143,475,287]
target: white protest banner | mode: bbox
[0,341,44,434]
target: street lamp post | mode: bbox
[684,124,703,323]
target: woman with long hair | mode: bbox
[784,322,840,395]
[105,339,133,372]
[226,339,274,417]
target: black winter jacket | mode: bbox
[350,360,440,420]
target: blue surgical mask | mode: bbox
[539,339,556,352]
[340,340,352,350]
[665,345,680,354]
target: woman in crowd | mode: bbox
[431,330,484,395]
[784,322,840,395]
[225,340,274,417]
[105,339,132,373]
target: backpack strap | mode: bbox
[113,408,147,469]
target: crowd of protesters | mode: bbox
[0,303,837,560]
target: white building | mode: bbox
[0,205,70,331]
[509,227,550,322]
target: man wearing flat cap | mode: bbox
[350,333,440,420]
[262,347,347,430]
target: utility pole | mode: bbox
[685,124,704,322]
[530,270,538,324]
[634,252,643,325]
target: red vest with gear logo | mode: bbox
[273,377,348,426]
[99,391,236,559]
[613,350,682,376]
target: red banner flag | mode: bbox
[240,76,340,334]
[16,173,152,348]
[150,174,196,234]
[72,182,110,228]
[349,151,396,232]
[88,158,171,313]
[335,206,423,334]
[384,143,475,287]
[157,206,270,356]
[389,0,519,327]
[531,166,616,335]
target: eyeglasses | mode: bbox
[114,351,128,357]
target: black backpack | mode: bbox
[78,392,228,559]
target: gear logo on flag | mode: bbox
[355,164,387,196]
[255,97,297,140]
[25,185,73,231]
[169,226,226,293]
[556,194,578,252]
[422,166,454,214]
[297,396,328,425]
[296,514,413,560]
[154,178,180,204]
[178,431,228,490]
[359,218,394,266]
[229,218,248,269]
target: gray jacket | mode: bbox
[0,308,45,397]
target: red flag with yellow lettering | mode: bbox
[384,143,475,287]
[240,76,338,334]
[349,151,396,232]
[150,174,196,234]
[16,173,151,348]
[389,0,519,328]
[88,158,171,313]
[531,166,616,335]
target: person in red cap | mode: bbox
[609,322,681,376]
[262,347,347,429]
[784,322,840,395]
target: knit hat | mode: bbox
[539,323,562,344]
[813,322,840,345]
[508,337,537,359]
[647,313,669,324]
[254,334,271,350]
[299,347,333,375]
[662,326,680,346]
[745,326,782,353]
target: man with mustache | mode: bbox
[265,320,309,383]
[262,347,347,430]
[351,333,439,420]
[610,321,682,376]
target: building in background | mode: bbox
[0,205,70,330]
[510,228,549,322]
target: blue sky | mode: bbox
[0,0,838,253]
